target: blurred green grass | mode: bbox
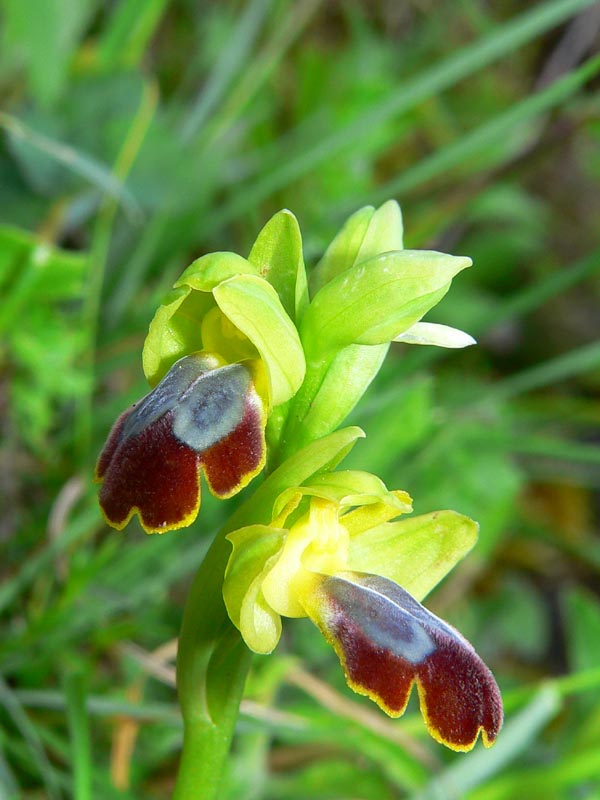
[1,0,600,797]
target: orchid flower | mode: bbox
[95,201,501,798]
[95,353,268,532]
[95,213,307,532]
[224,472,502,751]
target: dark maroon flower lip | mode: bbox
[95,353,266,533]
[302,570,503,751]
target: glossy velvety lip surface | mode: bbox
[303,571,503,751]
[95,354,266,533]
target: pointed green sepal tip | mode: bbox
[311,200,404,293]
[272,470,412,522]
[302,249,472,355]
[248,208,308,321]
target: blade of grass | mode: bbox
[359,54,600,208]
[504,665,600,712]
[203,0,322,147]
[15,689,303,731]
[509,436,600,487]
[508,436,600,466]
[65,672,92,800]
[179,0,271,143]
[0,740,19,800]
[97,0,170,69]
[201,0,598,233]
[0,677,62,800]
[16,691,181,723]
[0,504,98,615]
[0,112,139,218]
[484,339,600,402]
[475,246,600,335]
[0,532,212,675]
[468,748,600,800]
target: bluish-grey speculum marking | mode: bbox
[119,354,251,451]
[173,364,250,451]
[121,354,218,440]
[328,574,435,665]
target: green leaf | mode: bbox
[0,225,85,331]
[348,510,478,600]
[248,208,308,321]
[302,250,471,354]
[213,274,305,405]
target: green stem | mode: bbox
[65,671,92,800]
[173,529,251,800]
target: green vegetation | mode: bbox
[1,1,600,797]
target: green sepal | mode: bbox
[248,209,309,322]
[213,274,305,406]
[223,526,285,654]
[302,250,472,356]
[311,206,374,293]
[142,287,214,385]
[142,251,257,385]
[311,200,403,293]
[348,510,478,601]
[175,251,259,291]
[353,199,403,264]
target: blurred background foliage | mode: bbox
[1,0,600,797]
